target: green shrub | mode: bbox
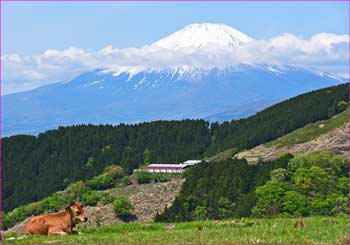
[40,196,60,211]
[134,171,153,184]
[218,197,235,219]
[121,176,132,186]
[66,181,89,197]
[80,190,102,206]
[85,157,95,169]
[337,100,348,111]
[310,197,332,215]
[331,195,349,215]
[86,165,125,190]
[112,196,134,219]
[134,171,173,184]
[86,174,115,190]
[336,177,349,195]
[25,201,46,217]
[103,165,125,179]
[252,181,287,217]
[154,174,171,182]
[194,206,207,220]
[100,192,116,204]
[2,213,11,230]
[282,191,309,216]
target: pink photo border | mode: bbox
[0,1,349,244]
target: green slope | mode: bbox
[208,83,349,154]
[4,217,349,244]
[209,108,349,162]
[266,109,349,148]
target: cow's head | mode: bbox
[66,202,88,223]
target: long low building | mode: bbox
[143,160,202,173]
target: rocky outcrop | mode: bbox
[78,204,122,228]
[130,179,184,221]
[79,179,184,228]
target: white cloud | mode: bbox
[2,32,349,95]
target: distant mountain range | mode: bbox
[3,23,345,136]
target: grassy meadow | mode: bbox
[3,216,349,244]
[266,109,349,148]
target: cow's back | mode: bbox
[24,216,49,235]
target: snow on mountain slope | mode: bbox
[154,23,252,49]
[3,63,344,136]
[2,23,346,136]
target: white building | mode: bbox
[183,160,201,166]
[144,164,185,173]
[143,160,201,173]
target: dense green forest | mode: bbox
[156,154,293,222]
[3,83,348,212]
[156,152,349,222]
[252,152,349,217]
[3,120,210,212]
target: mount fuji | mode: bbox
[3,23,345,136]
[153,23,253,49]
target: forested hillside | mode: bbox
[156,152,349,222]
[3,83,348,212]
[156,154,293,222]
[3,120,210,212]
[208,83,349,154]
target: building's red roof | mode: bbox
[145,166,182,170]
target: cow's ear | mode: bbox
[80,205,84,208]
[65,206,72,214]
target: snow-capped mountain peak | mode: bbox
[153,23,253,49]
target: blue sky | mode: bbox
[1,1,349,95]
[2,1,348,55]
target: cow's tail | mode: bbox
[5,235,27,241]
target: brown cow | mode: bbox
[293,220,305,228]
[24,202,88,235]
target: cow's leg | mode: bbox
[48,229,69,235]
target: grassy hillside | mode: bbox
[4,217,349,244]
[209,108,349,163]
[236,111,349,164]
[207,147,239,162]
[208,83,348,154]
[266,108,349,148]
